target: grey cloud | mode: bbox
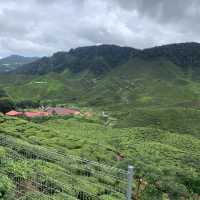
[0,0,200,57]
[114,0,200,22]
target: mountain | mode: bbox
[4,43,199,106]
[1,43,200,199]
[14,42,200,77]
[0,55,39,72]
[1,43,200,114]
[139,42,200,79]
[15,45,138,75]
[1,42,200,133]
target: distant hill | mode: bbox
[1,43,200,199]
[15,45,138,75]
[0,43,200,108]
[139,42,200,79]
[0,55,39,72]
[14,42,200,78]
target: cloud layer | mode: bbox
[0,0,199,57]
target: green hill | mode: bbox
[0,43,200,199]
[1,44,200,135]
[1,43,199,107]
[13,42,200,76]
[15,45,137,75]
[0,115,199,199]
[0,55,38,73]
[1,44,200,134]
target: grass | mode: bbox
[0,58,199,107]
[113,107,200,138]
[0,115,199,199]
[0,57,200,199]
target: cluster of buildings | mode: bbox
[5,107,81,118]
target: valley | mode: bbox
[0,43,200,199]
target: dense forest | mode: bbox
[13,42,200,77]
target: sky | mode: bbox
[0,0,199,57]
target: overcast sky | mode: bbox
[0,0,199,57]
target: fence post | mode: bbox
[127,165,134,200]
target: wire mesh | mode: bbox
[0,134,128,200]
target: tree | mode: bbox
[0,98,15,113]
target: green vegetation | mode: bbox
[113,107,200,138]
[15,45,136,75]
[0,43,200,199]
[0,89,15,113]
[0,55,38,73]
[0,115,199,199]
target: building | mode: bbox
[6,110,23,117]
[5,107,80,118]
[46,107,80,116]
[24,111,49,118]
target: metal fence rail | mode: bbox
[0,134,134,200]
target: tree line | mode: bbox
[0,89,40,113]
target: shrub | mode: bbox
[0,98,15,113]
[0,174,15,200]
[15,100,40,109]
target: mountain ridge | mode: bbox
[1,42,200,110]
[0,43,200,199]
[14,44,138,75]
[0,55,39,72]
[11,42,200,77]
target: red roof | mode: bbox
[6,110,23,117]
[24,111,49,118]
[46,107,80,116]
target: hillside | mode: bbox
[14,45,138,75]
[2,44,200,129]
[3,43,200,107]
[1,43,200,133]
[0,55,38,73]
[0,43,200,199]
[12,42,200,76]
[0,115,199,199]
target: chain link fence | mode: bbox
[0,134,133,200]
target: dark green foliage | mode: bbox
[0,55,38,73]
[15,100,40,109]
[0,98,15,113]
[0,90,15,113]
[13,42,200,79]
[139,42,200,79]
[0,55,38,65]
[15,45,137,75]
[68,45,137,74]
[17,57,53,75]
[0,89,8,98]
[0,175,15,200]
